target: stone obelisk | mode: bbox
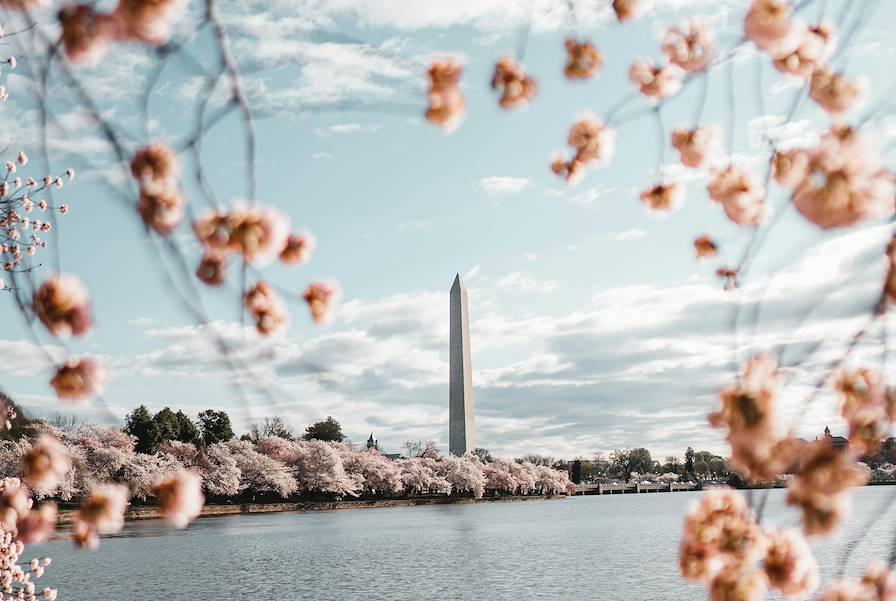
[449,274,475,455]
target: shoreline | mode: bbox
[55,494,568,525]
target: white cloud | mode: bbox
[570,187,608,207]
[312,151,335,160]
[495,271,558,293]
[478,176,531,196]
[595,229,648,243]
[313,122,381,136]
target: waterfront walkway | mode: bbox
[573,482,697,495]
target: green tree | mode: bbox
[125,405,160,454]
[684,447,695,475]
[248,416,295,442]
[174,410,202,445]
[630,448,653,476]
[609,448,653,481]
[302,416,344,442]
[570,459,583,484]
[664,455,682,473]
[591,454,611,477]
[152,407,181,443]
[198,410,234,446]
[515,454,555,466]
[694,459,710,476]
[473,448,493,463]
[709,457,729,477]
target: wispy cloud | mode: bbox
[478,176,531,196]
[313,122,382,136]
[495,271,558,293]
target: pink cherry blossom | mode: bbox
[679,488,765,584]
[786,440,868,537]
[810,69,864,116]
[491,57,537,109]
[613,0,650,22]
[111,0,186,46]
[15,503,57,545]
[58,5,118,66]
[662,21,715,73]
[425,60,464,130]
[629,59,683,100]
[50,357,106,402]
[564,38,602,80]
[707,166,766,227]
[244,281,287,335]
[193,205,290,266]
[138,187,185,235]
[23,435,72,492]
[762,528,819,598]
[773,23,836,79]
[303,281,340,325]
[791,126,894,229]
[671,127,716,169]
[32,275,93,337]
[744,0,800,56]
[279,232,316,265]
[151,470,204,529]
[72,483,129,547]
[694,235,718,261]
[130,143,180,192]
[640,182,684,213]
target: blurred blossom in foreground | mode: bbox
[490,57,536,109]
[425,60,464,131]
[151,470,204,529]
[50,357,106,402]
[32,275,93,338]
[564,38,602,80]
[303,281,340,325]
[72,483,129,549]
[24,435,72,492]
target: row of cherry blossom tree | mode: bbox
[0,424,574,505]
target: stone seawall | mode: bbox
[56,494,567,525]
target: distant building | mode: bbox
[365,433,403,460]
[821,426,849,452]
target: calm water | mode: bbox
[29,487,896,600]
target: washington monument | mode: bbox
[449,274,475,455]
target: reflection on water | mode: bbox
[32,487,896,600]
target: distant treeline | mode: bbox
[513,442,896,486]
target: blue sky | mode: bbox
[2,0,896,458]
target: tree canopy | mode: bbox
[198,410,235,446]
[248,416,295,442]
[302,416,344,442]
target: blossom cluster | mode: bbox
[550,118,616,184]
[0,481,55,601]
[191,202,332,331]
[677,487,896,601]
[0,151,73,276]
[708,354,793,482]
[771,125,894,230]
[490,57,536,109]
[58,0,185,65]
[425,60,464,130]
[745,0,860,117]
